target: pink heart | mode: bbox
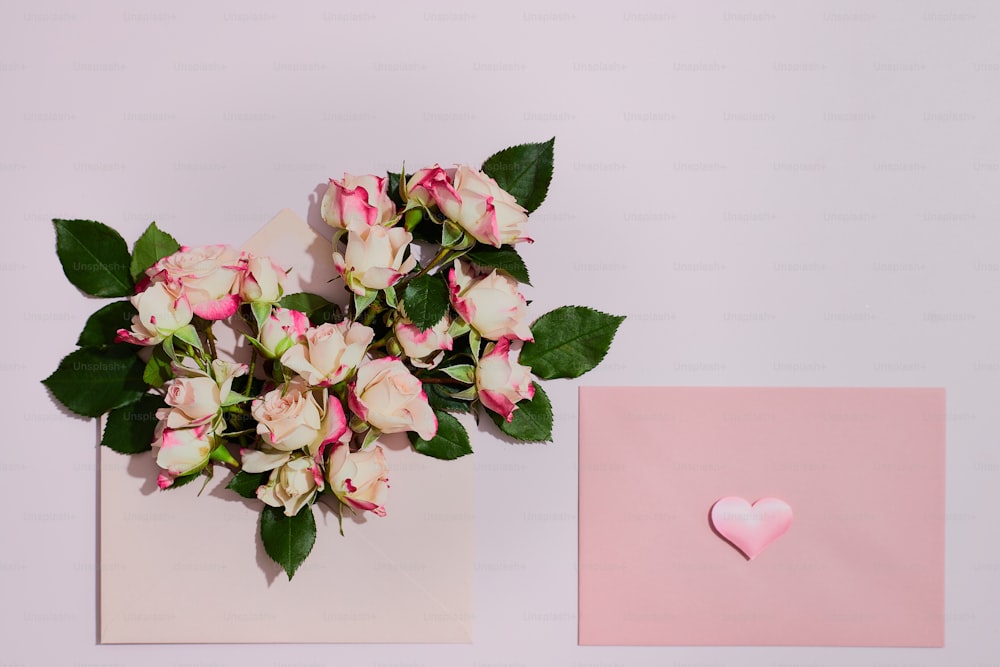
[710,496,793,560]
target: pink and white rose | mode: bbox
[164,376,221,423]
[405,165,459,210]
[327,441,390,517]
[239,253,286,304]
[256,455,323,517]
[434,165,529,247]
[164,358,248,423]
[280,320,374,386]
[348,358,437,440]
[116,281,194,346]
[251,382,348,454]
[448,260,533,342]
[394,315,454,369]
[476,337,535,422]
[147,245,244,320]
[333,225,417,295]
[153,421,214,489]
[257,308,309,359]
[322,173,397,233]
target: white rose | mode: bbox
[240,253,286,303]
[322,173,397,233]
[394,315,453,369]
[348,358,436,440]
[257,308,309,359]
[435,165,529,247]
[257,455,322,517]
[327,441,390,517]
[147,245,244,320]
[154,421,214,488]
[476,338,535,422]
[280,321,374,386]
[251,383,347,454]
[448,260,533,341]
[333,225,417,295]
[116,281,193,346]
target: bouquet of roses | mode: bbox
[43,138,623,578]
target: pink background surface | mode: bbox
[6,0,999,664]
[579,387,944,646]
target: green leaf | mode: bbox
[402,273,449,330]
[250,301,272,330]
[76,301,137,347]
[408,410,473,460]
[227,470,268,498]
[423,382,472,414]
[519,307,625,379]
[172,324,202,350]
[488,382,553,442]
[278,292,343,325]
[481,137,555,214]
[465,245,531,285]
[53,219,134,297]
[354,289,378,317]
[440,364,475,384]
[468,328,482,360]
[165,470,203,490]
[361,427,383,450]
[101,393,165,454]
[451,386,477,401]
[260,504,317,580]
[42,346,146,418]
[129,221,180,282]
[143,346,173,387]
[442,221,465,248]
[386,170,405,209]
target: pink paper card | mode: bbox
[578,387,945,647]
[99,211,473,644]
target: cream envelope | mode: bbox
[578,387,945,647]
[100,210,473,644]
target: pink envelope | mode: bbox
[99,210,473,643]
[578,387,945,646]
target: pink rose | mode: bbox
[348,358,437,440]
[256,455,323,517]
[405,165,460,210]
[116,281,193,346]
[394,315,453,369]
[239,253,286,304]
[434,165,529,247]
[333,225,417,295]
[280,320,374,386]
[322,173,397,233]
[448,260,533,342]
[476,338,535,422]
[251,382,348,454]
[257,308,309,359]
[147,245,244,320]
[327,442,389,517]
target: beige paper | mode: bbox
[99,210,473,643]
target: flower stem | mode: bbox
[416,376,466,386]
[244,348,258,394]
[204,325,218,359]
